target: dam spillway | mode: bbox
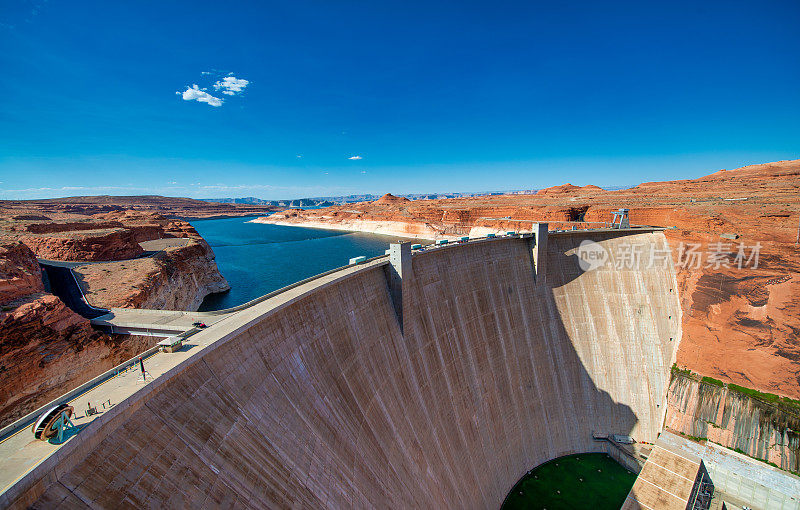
[3,229,681,508]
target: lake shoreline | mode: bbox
[249,216,447,240]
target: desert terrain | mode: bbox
[0,194,282,221]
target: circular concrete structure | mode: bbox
[4,230,680,509]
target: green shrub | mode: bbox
[701,376,724,387]
[727,384,800,414]
[671,363,694,378]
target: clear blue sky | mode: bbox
[1,0,798,200]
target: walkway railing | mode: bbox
[0,346,158,442]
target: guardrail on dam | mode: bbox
[1,228,681,509]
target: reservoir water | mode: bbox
[191,216,419,311]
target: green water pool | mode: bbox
[501,453,637,510]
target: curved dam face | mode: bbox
[8,230,680,509]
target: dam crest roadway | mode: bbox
[1,225,681,509]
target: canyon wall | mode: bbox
[19,228,144,262]
[0,241,44,302]
[668,232,800,400]
[0,195,283,220]
[7,230,679,508]
[664,374,800,474]
[0,241,156,427]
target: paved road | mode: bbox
[40,263,232,335]
[0,324,225,495]
[91,308,232,336]
[38,263,108,319]
[138,238,192,251]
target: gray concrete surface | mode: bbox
[659,431,800,510]
[90,308,231,336]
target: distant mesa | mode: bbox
[374,193,410,204]
[536,184,581,195]
[536,184,605,195]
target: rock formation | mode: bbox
[19,228,145,261]
[665,373,800,473]
[0,241,44,303]
[0,209,230,427]
[0,241,153,427]
[374,192,411,204]
[74,240,229,311]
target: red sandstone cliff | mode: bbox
[19,228,145,261]
[1,210,230,310]
[0,241,156,427]
[74,240,230,310]
[0,210,230,428]
[0,241,45,303]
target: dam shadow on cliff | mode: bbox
[9,230,679,509]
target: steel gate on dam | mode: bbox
[2,227,681,509]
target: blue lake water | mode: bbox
[191,216,420,311]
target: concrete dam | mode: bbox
[3,229,681,508]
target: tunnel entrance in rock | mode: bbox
[566,206,589,222]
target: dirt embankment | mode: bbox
[257,160,800,398]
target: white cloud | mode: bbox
[177,85,223,107]
[348,155,363,160]
[214,76,249,96]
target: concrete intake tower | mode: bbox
[3,228,680,508]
